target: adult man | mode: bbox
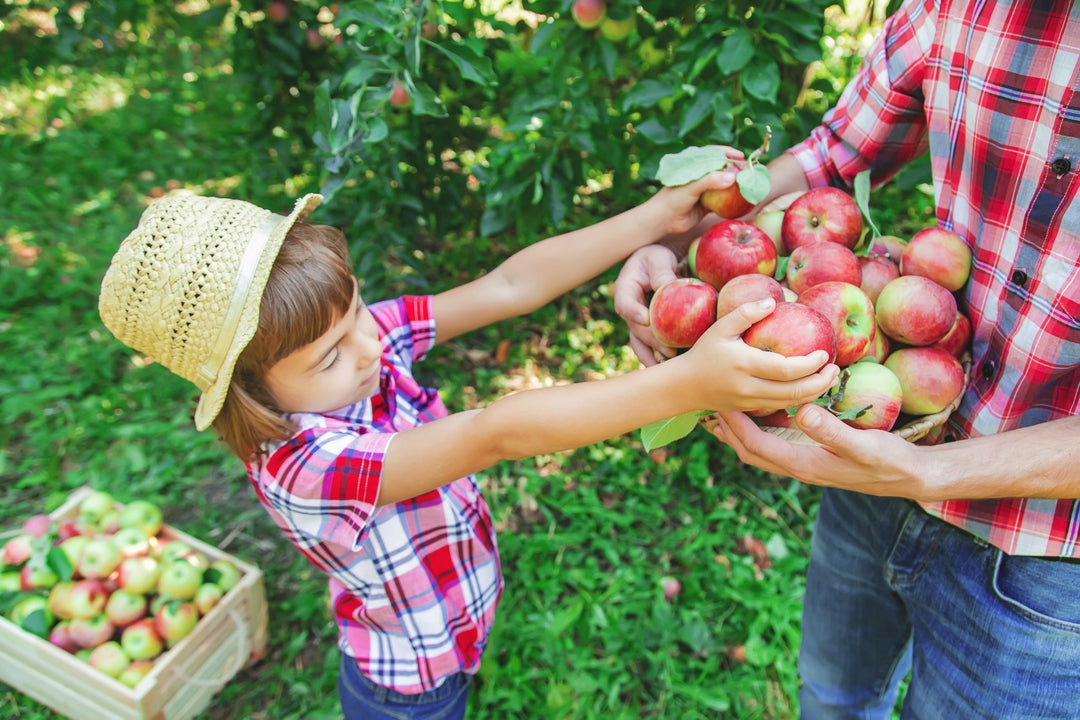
[613,0,1080,716]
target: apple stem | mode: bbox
[747,125,772,165]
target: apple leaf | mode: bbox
[656,146,731,187]
[736,164,771,204]
[46,545,74,582]
[773,255,789,281]
[833,404,872,421]
[853,169,882,243]
[20,608,50,640]
[640,411,707,451]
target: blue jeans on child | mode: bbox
[799,488,1080,719]
[338,655,471,720]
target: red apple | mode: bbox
[859,253,900,304]
[691,219,777,290]
[742,302,838,365]
[121,618,165,661]
[305,28,323,49]
[266,1,289,23]
[117,555,161,596]
[388,81,410,108]
[781,186,863,250]
[194,583,224,615]
[118,659,156,688]
[884,346,965,415]
[105,589,148,628]
[660,576,682,601]
[715,273,786,318]
[700,162,755,219]
[88,641,131,678]
[867,234,908,262]
[68,614,115,649]
[571,0,606,29]
[752,209,787,256]
[19,562,59,592]
[21,513,53,538]
[931,311,972,358]
[900,227,972,292]
[786,241,861,296]
[154,601,200,647]
[48,620,81,654]
[830,361,904,431]
[875,275,958,346]
[797,281,876,368]
[2,534,34,565]
[65,578,110,620]
[858,324,891,363]
[648,278,718,348]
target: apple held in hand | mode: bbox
[701,164,756,219]
[648,278,718,348]
[692,219,777,290]
[830,361,904,431]
[716,273,786,318]
[876,275,958,346]
[884,346,966,415]
[900,227,972,292]
[797,281,877,368]
[781,186,863,250]
[742,302,838,365]
[786,241,862,296]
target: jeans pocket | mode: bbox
[991,550,1080,632]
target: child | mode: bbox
[98,179,837,719]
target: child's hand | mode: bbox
[612,245,681,366]
[648,170,738,238]
[677,299,840,414]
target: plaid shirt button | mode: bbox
[1051,157,1071,175]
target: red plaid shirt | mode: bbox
[789,0,1080,557]
[245,295,502,693]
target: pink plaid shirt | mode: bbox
[789,0,1080,557]
[245,295,503,694]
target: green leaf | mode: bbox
[427,43,497,86]
[736,164,771,204]
[716,28,755,74]
[853,169,882,242]
[46,546,74,582]
[678,91,715,138]
[655,146,730,187]
[622,80,677,110]
[774,255,789,281]
[742,59,780,102]
[20,608,50,639]
[640,411,704,451]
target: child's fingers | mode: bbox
[708,298,777,337]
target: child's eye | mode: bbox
[323,352,340,370]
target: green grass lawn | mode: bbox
[0,15,932,719]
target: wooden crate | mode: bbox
[0,487,268,720]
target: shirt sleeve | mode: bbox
[260,425,392,551]
[371,295,437,368]
[788,0,936,189]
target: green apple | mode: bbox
[157,560,202,601]
[118,500,164,538]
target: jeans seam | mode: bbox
[989,551,1080,635]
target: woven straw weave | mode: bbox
[99,192,321,429]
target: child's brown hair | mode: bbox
[214,222,356,459]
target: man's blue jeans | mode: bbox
[799,488,1080,719]
[338,655,471,720]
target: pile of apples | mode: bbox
[649,185,972,434]
[0,490,242,688]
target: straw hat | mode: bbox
[99,191,323,430]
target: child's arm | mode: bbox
[431,173,727,343]
[378,300,839,505]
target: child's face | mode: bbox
[264,287,383,414]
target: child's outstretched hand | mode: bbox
[646,171,737,238]
[674,299,840,415]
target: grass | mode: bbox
[0,14,933,720]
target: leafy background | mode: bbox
[1,0,931,717]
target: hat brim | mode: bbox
[193,193,323,431]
